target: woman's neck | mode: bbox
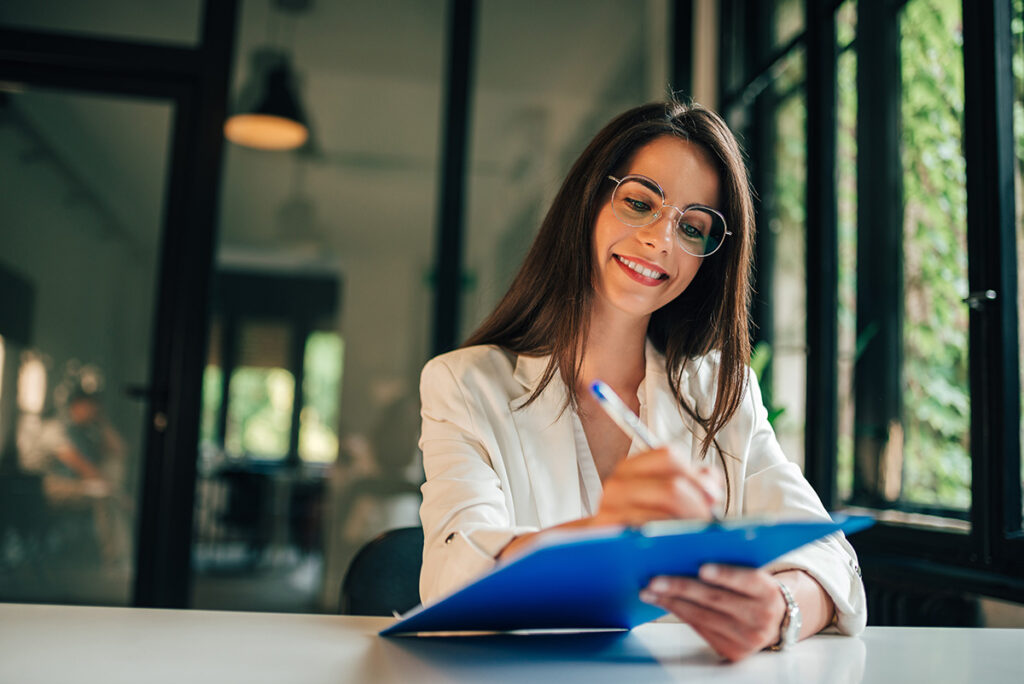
[579,303,650,397]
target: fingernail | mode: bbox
[649,577,670,593]
[639,590,658,604]
[700,564,718,580]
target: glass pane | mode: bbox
[0,0,202,46]
[299,332,343,464]
[225,366,295,461]
[771,74,807,470]
[837,0,856,48]
[899,0,970,511]
[837,1,858,503]
[0,87,170,604]
[775,0,805,48]
[459,0,670,339]
[191,0,444,613]
[1014,0,1024,529]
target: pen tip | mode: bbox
[590,381,605,398]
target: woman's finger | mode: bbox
[609,448,726,513]
[613,453,722,509]
[602,475,713,520]
[644,572,787,654]
[687,621,752,663]
[646,575,748,613]
[697,564,779,600]
[612,447,690,476]
[640,591,754,662]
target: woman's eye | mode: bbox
[624,197,652,213]
[677,222,705,240]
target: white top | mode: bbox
[418,341,867,635]
[569,409,601,516]
[3,603,1023,684]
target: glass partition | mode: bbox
[0,87,170,605]
[460,0,671,340]
[191,0,445,613]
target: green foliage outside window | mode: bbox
[299,332,343,463]
[199,365,222,448]
[225,367,295,459]
[836,2,857,501]
[832,0,970,509]
[899,0,971,509]
[199,332,344,463]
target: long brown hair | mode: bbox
[464,100,754,460]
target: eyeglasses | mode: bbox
[607,174,731,257]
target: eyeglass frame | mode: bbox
[606,174,732,257]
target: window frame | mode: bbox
[719,0,1024,602]
[0,2,239,608]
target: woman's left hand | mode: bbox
[640,564,788,662]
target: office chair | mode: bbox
[339,526,423,616]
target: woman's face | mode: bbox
[591,135,723,321]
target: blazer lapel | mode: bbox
[508,354,583,526]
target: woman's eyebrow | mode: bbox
[631,173,721,212]
[631,175,662,194]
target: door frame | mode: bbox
[0,0,238,608]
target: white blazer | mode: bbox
[418,342,867,635]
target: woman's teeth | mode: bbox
[617,255,666,280]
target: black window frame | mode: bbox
[719,0,1024,604]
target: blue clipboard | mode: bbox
[380,514,872,636]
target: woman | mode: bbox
[417,101,866,662]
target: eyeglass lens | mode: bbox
[611,177,726,257]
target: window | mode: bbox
[721,0,1023,601]
[836,0,858,502]
[769,48,808,467]
[219,321,293,461]
[1013,0,1024,530]
[298,331,343,463]
[899,0,970,513]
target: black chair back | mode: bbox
[340,526,423,616]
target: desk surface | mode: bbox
[1,602,1021,684]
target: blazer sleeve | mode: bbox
[736,369,868,636]
[417,355,536,604]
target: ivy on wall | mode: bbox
[898,0,971,509]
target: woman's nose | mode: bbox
[636,209,678,251]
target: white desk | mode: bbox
[1,603,1021,683]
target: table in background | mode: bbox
[1,603,1021,683]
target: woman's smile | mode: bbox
[613,254,668,285]
[591,135,721,319]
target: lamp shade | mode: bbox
[224,60,310,151]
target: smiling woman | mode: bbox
[591,137,720,320]
[416,100,867,663]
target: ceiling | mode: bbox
[1,0,667,273]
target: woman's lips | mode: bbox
[614,254,668,286]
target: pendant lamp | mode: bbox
[225,55,309,150]
[224,0,312,151]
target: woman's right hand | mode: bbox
[591,447,723,527]
[499,447,722,559]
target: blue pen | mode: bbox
[590,380,724,520]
